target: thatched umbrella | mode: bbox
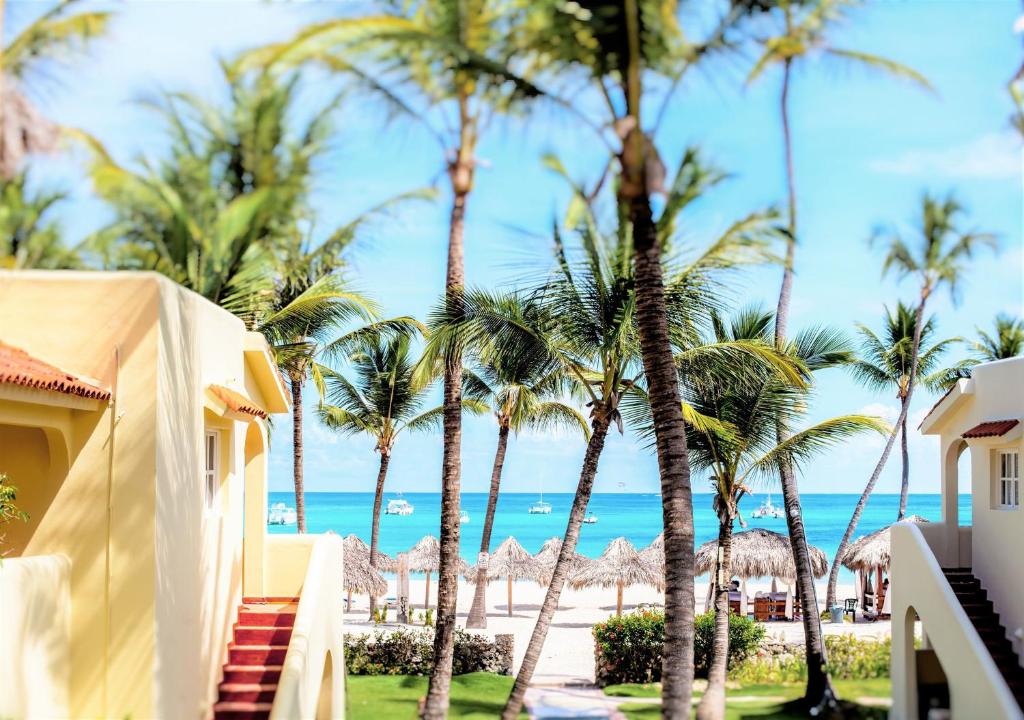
[344,534,397,572]
[534,536,593,586]
[841,515,928,611]
[467,536,544,616]
[694,528,828,581]
[406,535,467,611]
[639,533,664,569]
[342,534,387,610]
[570,537,662,615]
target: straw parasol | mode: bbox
[534,536,594,586]
[841,515,928,612]
[570,537,662,615]
[467,536,544,616]
[342,534,387,610]
[694,528,828,581]
[406,535,467,611]
[639,533,664,569]
[343,534,397,572]
[840,515,929,573]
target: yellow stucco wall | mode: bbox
[0,271,286,720]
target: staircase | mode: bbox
[943,568,1024,709]
[212,599,297,720]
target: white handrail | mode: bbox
[270,532,345,720]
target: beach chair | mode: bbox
[844,598,858,621]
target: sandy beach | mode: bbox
[343,578,896,685]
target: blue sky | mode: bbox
[25,1,1023,496]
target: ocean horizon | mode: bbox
[269,491,969,581]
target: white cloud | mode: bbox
[868,132,1021,181]
[858,402,900,424]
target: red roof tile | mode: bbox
[0,342,110,401]
[208,384,267,420]
[962,419,1020,439]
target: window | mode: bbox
[999,450,1019,510]
[205,430,220,514]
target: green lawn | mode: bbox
[347,673,525,719]
[609,679,891,720]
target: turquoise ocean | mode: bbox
[269,492,969,581]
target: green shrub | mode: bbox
[728,635,892,684]
[592,610,765,686]
[344,628,513,676]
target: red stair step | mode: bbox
[238,611,296,627]
[213,700,272,720]
[234,626,293,645]
[221,665,283,684]
[229,644,288,665]
[217,683,278,703]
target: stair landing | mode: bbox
[212,599,298,720]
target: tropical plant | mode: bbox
[970,313,1024,363]
[499,157,788,719]
[319,328,487,618]
[0,0,111,177]
[826,193,997,607]
[0,472,28,553]
[0,171,79,269]
[683,308,886,716]
[237,8,547,712]
[423,290,590,629]
[850,303,958,520]
[742,0,929,706]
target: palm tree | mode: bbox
[826,193,997,607]
[0,0,111,177]
[850,303,958,521]
[318,329,485,618]
[743,1,929,704]
[0,172,79,269]
[500,163,787,719]
[971,314,1024,362]
[237,10,545,711]
[424,290,590,629]
[686,308,885,719]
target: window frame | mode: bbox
[997,449,1020,511]
[204,430,221,516]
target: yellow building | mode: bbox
[0,271,345,720]
[892,357,1024,719]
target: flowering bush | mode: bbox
[729,635,892,684]
[592,610,765,686]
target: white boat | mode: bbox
[750,492,785,519]
[460,510,470,523]
[385,498,414,516]
[268,502,297,526]
[528,496,551,515]
[582,512,598,524]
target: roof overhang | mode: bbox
[0,383,104,412]
[243,332,289,415]
[919,378,974,435]
[205,384,267,423]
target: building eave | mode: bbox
[243,332,290,414]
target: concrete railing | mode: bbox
[891,522,1022,720]
[0,554,71,719]
[270,532,345,720]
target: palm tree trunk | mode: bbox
[827,299,927,607]
[501,416,611,719]
[696,512,733,720]
[775,58,796,342]
[423,129,472,715]
[774,56,835,708]
[368,451,391,620]
[290,376,307,533]
[898,404,910,521]
[467,423,510,628]
[630,195,697,719]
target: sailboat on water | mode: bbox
[750,491,785,519]
[528,479,552,514]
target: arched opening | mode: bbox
[911,602,951,720]
[243,421,268,596]
[316,650,334,720]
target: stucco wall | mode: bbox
[266,534,318,597]
[0,554,71,719]
[0,271,279,719]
